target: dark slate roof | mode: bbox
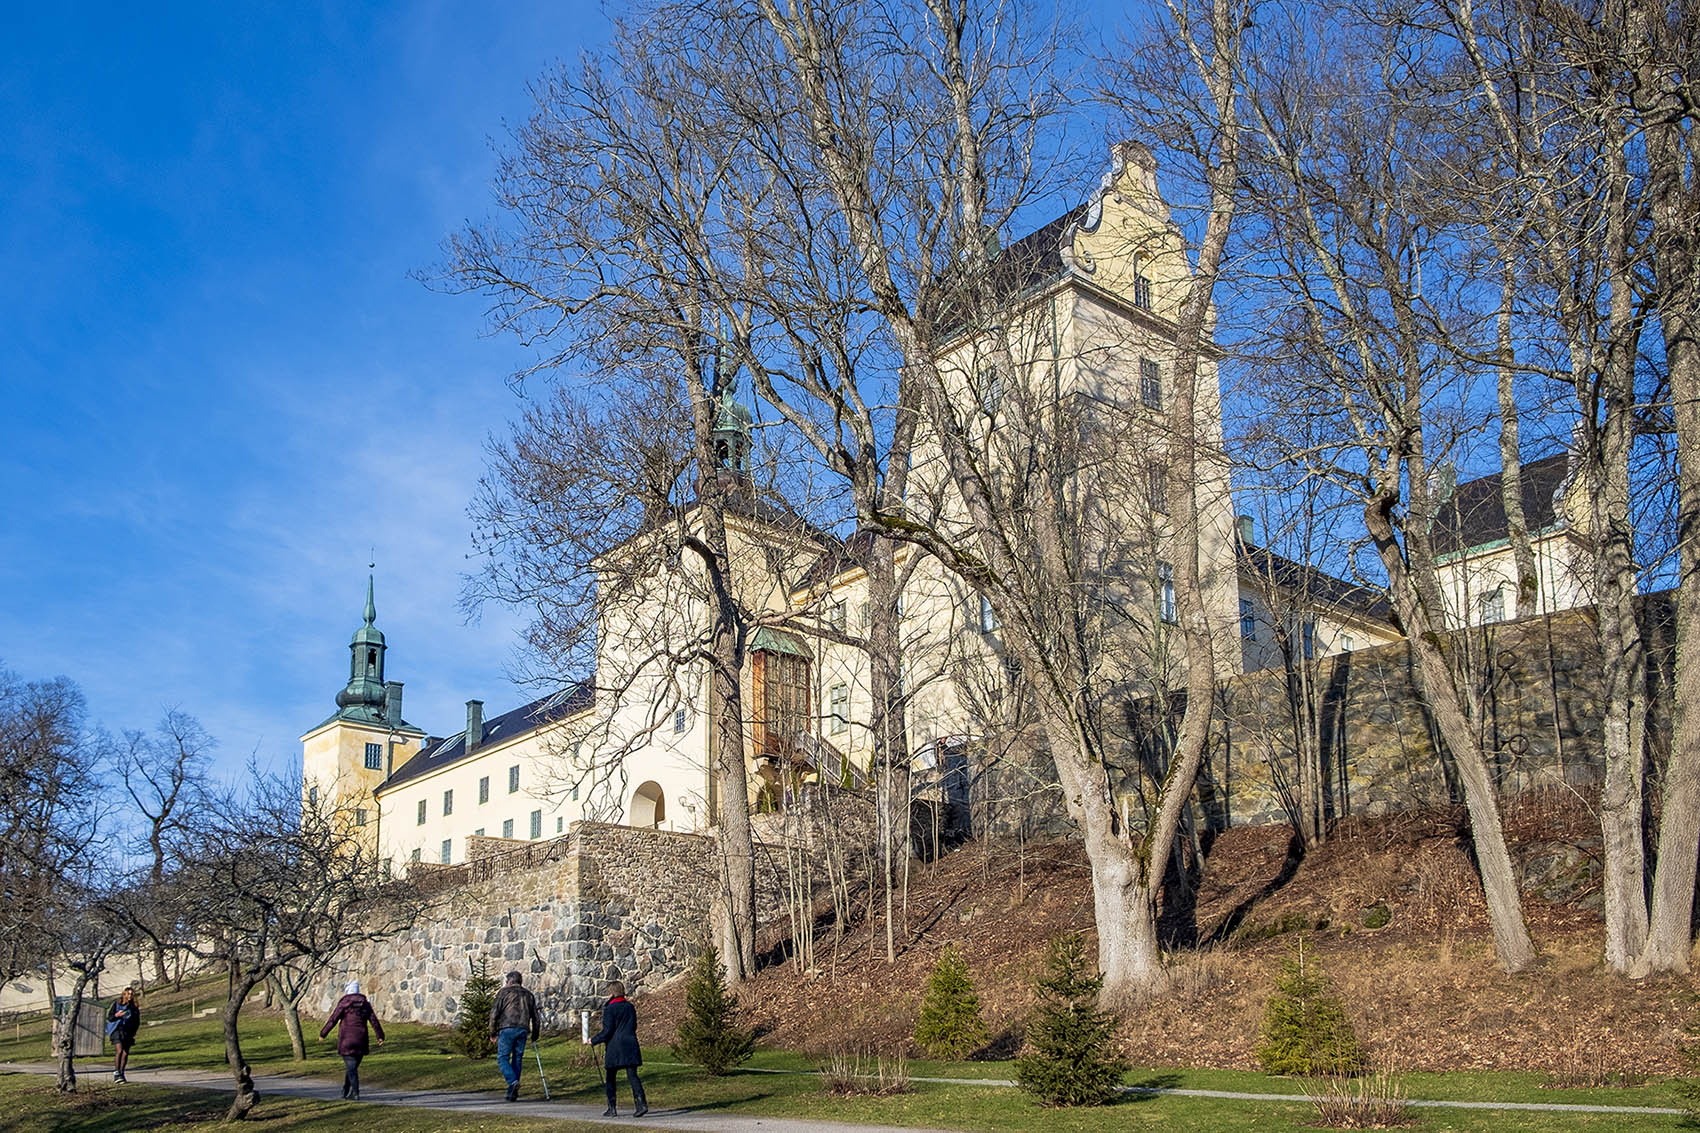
[1237,543,1394,624]
[642,480,834,545]
[1430,452,1571,555]
[798,529,871,592]
[935,205,1088,340]
[376,680,594,794]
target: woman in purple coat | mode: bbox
[319,980,385,1100]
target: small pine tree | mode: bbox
[1256,936,1363,1076]
[913,945,988,1059]
[675,945,755,1075]
[449,956,499,1059]
[1014,934,1127,1106]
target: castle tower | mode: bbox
[300,575,425,859]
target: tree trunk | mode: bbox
[1495,265,1539,612]
[274,977,307,1062]
[1633,15,1700,975]
[54,969,96,1094]
[863,534,908,964]
[1371,504,1537,972]
[223,977,263,1120]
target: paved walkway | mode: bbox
[3,1059,1685,1123]
[0,1062,960,1132]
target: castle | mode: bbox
[301,144,1597,871]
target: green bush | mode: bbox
[675,945,755,1075]
[1014,934,1127,1106]
[1257,937,1362,1076]
[913,945,988,1059]
[449,956,499,1059]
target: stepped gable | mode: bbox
[1430,452,1571,554]
[379,679,593,793]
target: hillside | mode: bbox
[645,791,1694,1077]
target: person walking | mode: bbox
[487,971,541,1102]
[590,981,646,1118]
[318,980,385,1100]
[106,987,141,1083]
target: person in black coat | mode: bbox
[590,981,647,1117]
[106,988,141,1083]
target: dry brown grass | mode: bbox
[818,1049,911,1096]
[1304,1062,1415,1128]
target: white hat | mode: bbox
[345,980,360,996]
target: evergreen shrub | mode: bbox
[1256,936,1363,1075]
[449,956,498,1059]
[676,945,755,1075]
[1014,934,1127,1106]
[913,944,988,1059]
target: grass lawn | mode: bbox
[0,1001,1690,1130]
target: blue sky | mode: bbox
[0,4,611,779]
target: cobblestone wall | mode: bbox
[318,791,876,1028]
[1190,595,1674,830]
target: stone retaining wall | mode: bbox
[318,790,875,1028]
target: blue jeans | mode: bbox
[496,1027,529,1087]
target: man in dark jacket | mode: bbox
[590,981,646,1117]
[487,971,541,1102]
[318,980,385,1100]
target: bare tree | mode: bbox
[0,665,105,986]
[116,710,210,984]
[1234,1,1538,969]
[140,772,433,1120]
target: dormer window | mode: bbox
[1134,272,1153,311]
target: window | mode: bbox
[674,707,687,734]
[829,682,849,735]
[474,827,484,837]
[1341,634,1355,652]
[1480,588,1506,624]
[478,776,489,804]
[529,810,542,840]
[978,367,1004,414]
[508,765,520,794]
[1302,619,1317,659]
[978,594,1000,634]
[442,789,453,816]
[416,799,427,825]
[1157,561,1177,624]
[364,742,383,770]
[308,785,319,809]
[440,840,452,864]
[1240,598,1257,640]
[502,818,514,839]
[829,600,847,634]
[1134,271,1153,310]
[410,848,421,863]
[354,807,368,827]
[1140,357,1162,409]
[756,649,811,758]
[571,781,580,801]
[557,816,564,833]
[1148,463,1168,515]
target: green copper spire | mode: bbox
[335,574,388,723]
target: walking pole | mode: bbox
[533,1036,550,1101]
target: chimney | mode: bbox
[465,700,484,753]
[1237,515,1255,544]
[383,682,403,730]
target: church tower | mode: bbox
[300,575,425,857]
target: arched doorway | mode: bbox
[630,781,665,829]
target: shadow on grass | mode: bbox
[1123,1072,1184,1103]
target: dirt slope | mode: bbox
[642,792,1695,1076]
